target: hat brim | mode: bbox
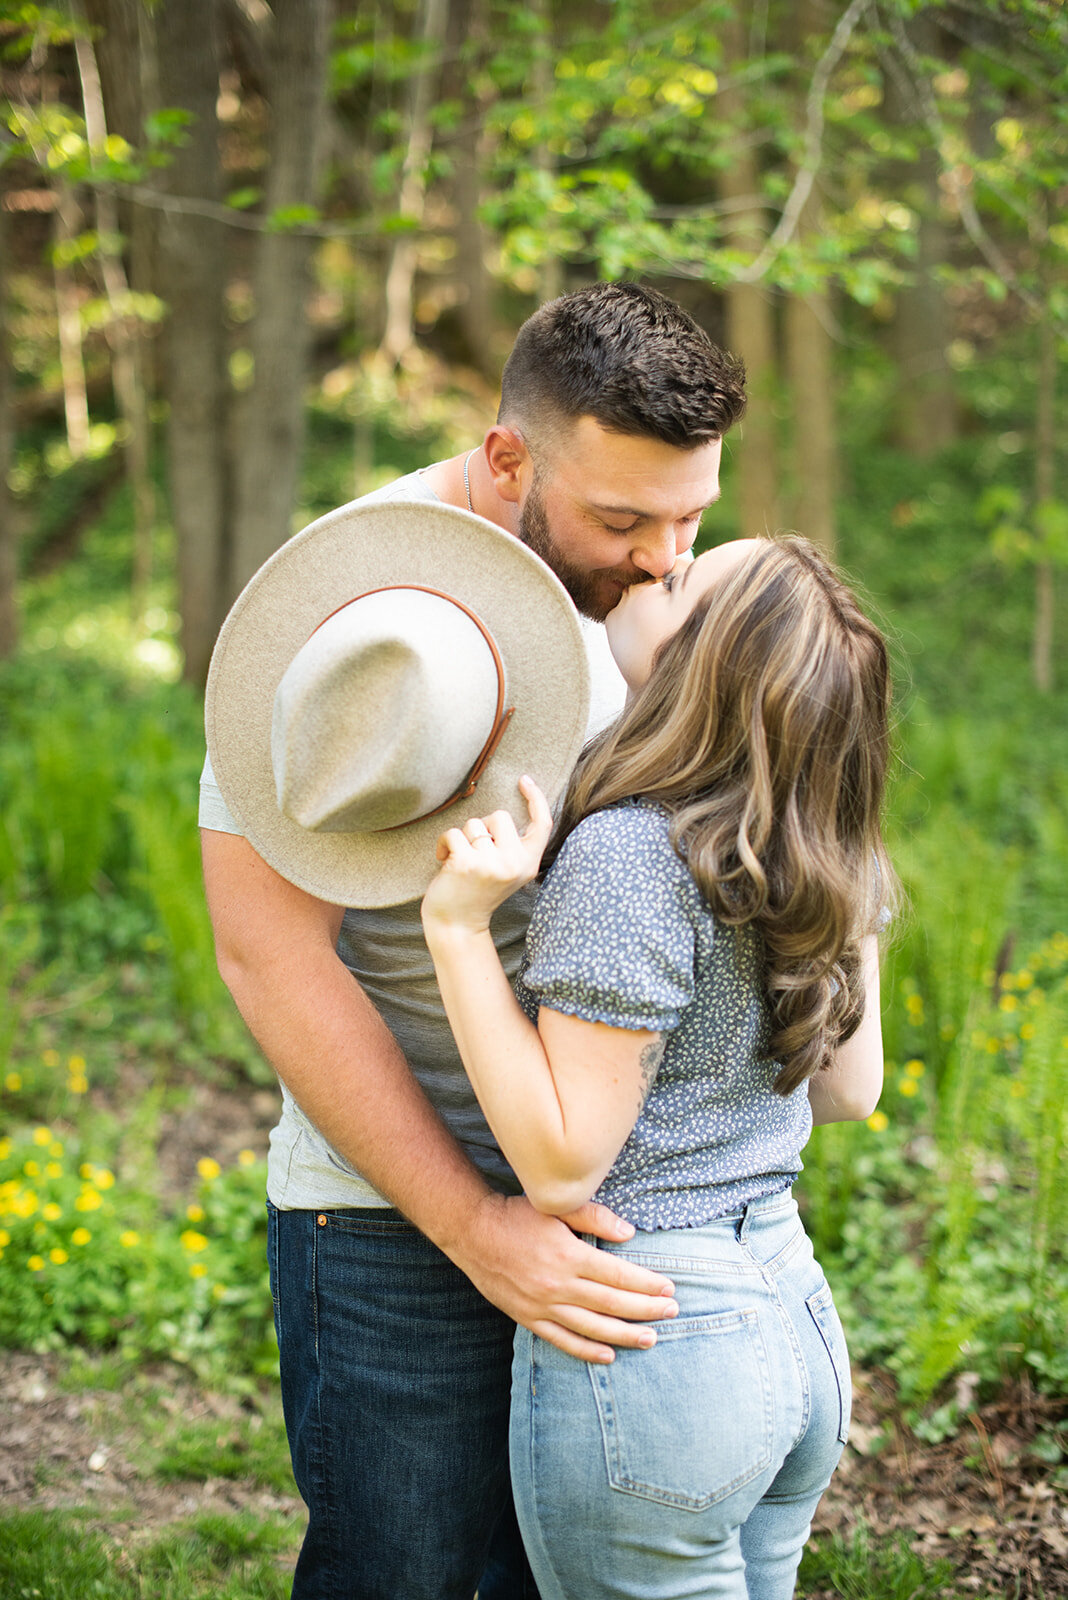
[205,499,591,907]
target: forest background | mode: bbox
[0,1,1065,1596]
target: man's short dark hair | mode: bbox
[498,281,747,454]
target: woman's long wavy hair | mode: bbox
[546,535,898,1095]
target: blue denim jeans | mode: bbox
[267,1202,540,1600]
[510,1191,849,1600]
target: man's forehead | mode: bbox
[547,420,723,513]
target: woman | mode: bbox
[421,535,896,1600]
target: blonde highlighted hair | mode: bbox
[547,535,897,1095]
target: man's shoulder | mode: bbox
[342,467,442,509]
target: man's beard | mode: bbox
[518,478,642,622]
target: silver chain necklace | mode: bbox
[463,449,477,512]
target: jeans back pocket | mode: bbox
[587,1308,774,1511]
[806,1282,852,1446]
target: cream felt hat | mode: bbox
[204,499,591,907]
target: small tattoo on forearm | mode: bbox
[637,1037,665,1113]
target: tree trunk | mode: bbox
[81,0,158,345]
[156,0,231,685]
[445,0,495,375]
[716,12,780,536]
[784,0,837,553]
[1032,307,1055,693]
[0,192,17,659]
[785,289,836,552]
[530,0,562,305]
[229,0,330,590]
[74,15,157,613]
[52,182,91,459]
[378,0,449,367]
[884,8,958,456]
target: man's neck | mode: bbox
[423,450,516,535]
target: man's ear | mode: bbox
[484,425,531,506]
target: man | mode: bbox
[200,281,747,1599]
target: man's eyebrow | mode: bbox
[587,490,722,519]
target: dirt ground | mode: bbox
[4,1353,1065,1595]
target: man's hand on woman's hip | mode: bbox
[448,1191,678,1364]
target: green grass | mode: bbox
[798,1523,967,1599]
[0,1509,296,1599]
[146,1410,295,1493]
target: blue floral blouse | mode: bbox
[515,800,813,1230]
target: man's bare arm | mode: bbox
[201,829,677,1359]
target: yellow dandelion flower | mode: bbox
[68,1055,86,1072]
[79,1164,94,1180]
[41,1049,60,1067]
[1020,1023,1036,1041]
[180,1229,208,1253]
[32,1127,52,1147]
[0,1229,9,1246]
[28,1255,45,1271]
[4,1072,22,1093]
[986,1037,1001,1054]
[238,1149,256,1167]
[23,1161,40,1178]
[0,1139,10,1160]
[42,1203,62,1222]
[998,994,1018,1013]
[1016,971,1034,990]
[899,1078,919,1097]
[866,1110,889,1132]
[75,1189,103,1212]
[51,1139,66,1156]
[68,1076,89,1095]
[119,1231,140,1248]
[45,1162,63,1179]
[196,1157,221,1181]
[186,1204,205,1223]
[212,1283,226,1300]
[71,1227,91,1246]
[905,1059,925,1079]
[12,1191,38,1218]
[93,1168,115,1190]
[189,1261,208,1279]
[49,1248,68,1265]
[1009,1082,1027,1099]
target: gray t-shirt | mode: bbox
[199,466,627,1209]
[516,799,813,1230]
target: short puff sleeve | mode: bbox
[520,805,698,1033]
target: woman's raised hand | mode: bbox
[421,775,554,935]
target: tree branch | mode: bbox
[736,0,873,284]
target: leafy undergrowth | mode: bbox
[809,1370,1068,1599]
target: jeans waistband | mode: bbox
[590,1188,803,1273]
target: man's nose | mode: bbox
[630,524,691,579]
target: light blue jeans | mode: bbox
[511,1190,849,1600]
